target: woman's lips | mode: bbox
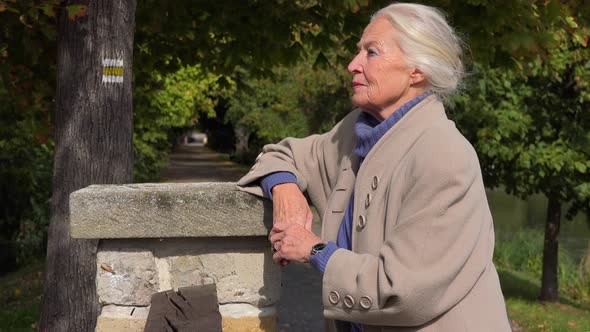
[352,82,365,88]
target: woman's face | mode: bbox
[348,16,424,120]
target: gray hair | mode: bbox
[372,3,464,97]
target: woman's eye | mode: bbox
[367,48,378,56]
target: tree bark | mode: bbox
[540,195,561,302]
[40,1,137,331]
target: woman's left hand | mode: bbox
[270,222,321,264]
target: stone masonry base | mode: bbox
[96,304,278,332]
[94,238,279,332]
[69,183,280,332]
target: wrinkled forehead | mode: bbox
[357,16,396,49]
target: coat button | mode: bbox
[365,193,371,208]
[329,291,340,304]
[360,296,372,309]
[358,215,366,229]
[371,176,379,190]
[344,295,355,308]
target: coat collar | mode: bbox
[322,95,448,244]
[356,94,445,177]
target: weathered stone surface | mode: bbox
[97,250,158,306]
[100,304,150,318]
[222,316,278,332]
[70,182,272,239]
[95,316,146,332]
[219,303,276,318]
[221,304,278,332]
[95,304,278,332]
[165,250,280,307]
[96,238,281,307]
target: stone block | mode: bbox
[100,304,150,318]
[70,182,272,239]
[165,250,280,307]
[222,316,278,332]
[97,249,158,306]
[95,316,146,332]
[221,304,278,332]
[95,304,278,332]
[95,305,149,332]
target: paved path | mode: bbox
[159,144,246,183]
[160,143,324,331]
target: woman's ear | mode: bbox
[410,68,426,85]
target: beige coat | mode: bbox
[237,95,511,332]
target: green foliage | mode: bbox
[495,229,590,304]
[133,64,234,181]
[0,132,53,264]
[133,0,371,77]
[64,4,86,21]
[450,34,590,218]
[494,229,544,273]
[225,59,351,162]
[0,1,57,265]
[431,0,589,66]
[448,12,589,300]
[226,69,308,143]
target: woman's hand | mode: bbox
[270,183,314,265]
[270,222,322,264]
[271,183,313,231]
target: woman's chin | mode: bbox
[350,96,367,109]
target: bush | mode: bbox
[494,228,590,304]
[0,135,53,268]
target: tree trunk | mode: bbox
[540,195,561,302]
[40,1,136,331]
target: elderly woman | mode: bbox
[238,3,511,332]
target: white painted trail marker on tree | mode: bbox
[102,58,124,83]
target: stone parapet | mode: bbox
[70,183,279,332]
[70,182,272,239]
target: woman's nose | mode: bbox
[347,52,362,74]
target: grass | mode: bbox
[499,268,590,331]
[495,228,590,331]
[0,261,44,332]
[507,298,590,332]
[494,229,590,306]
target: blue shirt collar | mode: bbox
[354,91,432,160]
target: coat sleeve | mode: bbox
[322,124,493,326]
[236,110,360,213]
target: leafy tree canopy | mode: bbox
[450,23,590,220]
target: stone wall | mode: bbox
[70,183,279,332]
